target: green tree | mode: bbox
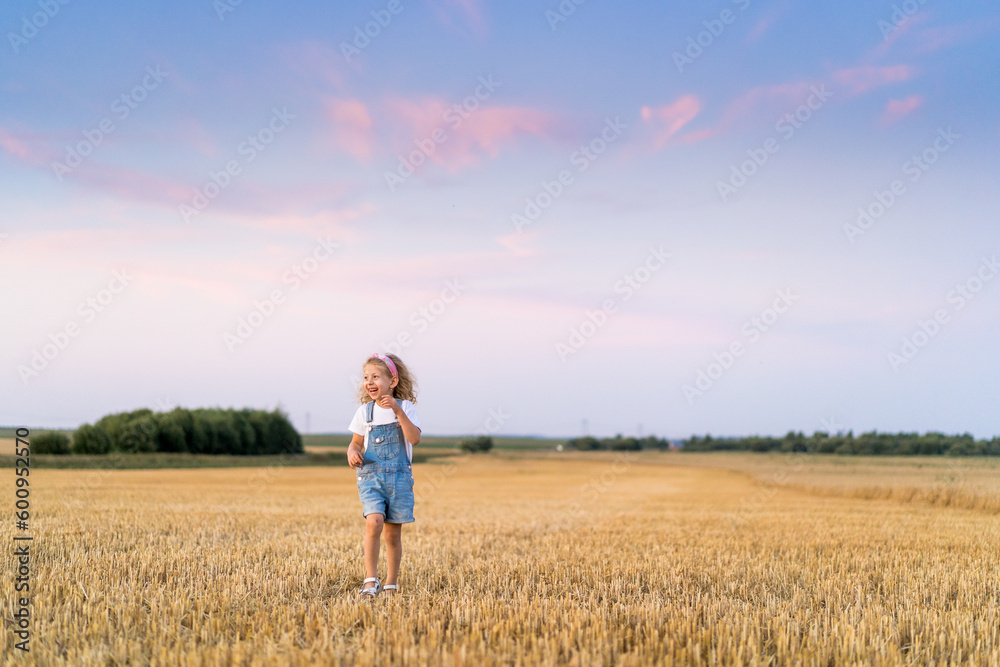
[568,436,602,450]
[72,424,111,454]
[118,415,157,453]
[33,431,70,455]
[460,436,493,453]
[154,413,187,453]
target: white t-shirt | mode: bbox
[348,399,421,463]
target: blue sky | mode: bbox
[2,0,999,439]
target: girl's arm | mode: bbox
[395,408,421,445]
[347,432,365,467]
[377,395,422,445]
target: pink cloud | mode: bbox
[0,120,220,179]
[324,97,374,162]
[454,107,555,162]
[0,125,58,167]
[881,95,924,124]
[913,19,1000,54]
[0,128,213,210]
[865,11,928,61]
[314,246,545,301]
[705,66,913,134]
[2,222,366,306]
[578,313,722,348]
[45,156,369,224]
[0,128,29,158]
[278,40,346,88]
[185,180,372,223]
[68,163,192,205]
[744,3,790,44]
[386,97,558,171]
[431,0,488,38]
[710,82,813,131]
[643,62,915,149]
[640,95,702,149]
[173,118,218,159]
[230,204,375,236]
[652,83,812,147]
[385,97,451,152]
[495,230,541,257]
[0,227,255,306]
[870,14,997,59]
[831,65,913,96]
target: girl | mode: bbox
[346,352,421,598]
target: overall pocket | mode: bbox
[373,430,402,460]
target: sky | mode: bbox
[1,0,999,440]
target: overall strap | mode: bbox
[366,398,402,426]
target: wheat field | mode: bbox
[2,452,998,665]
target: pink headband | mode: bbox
[369,353,398,379]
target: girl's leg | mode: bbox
[383,522,402,585]
[364,514,384,580]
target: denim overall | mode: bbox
[356,400,415,523]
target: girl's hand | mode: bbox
[347,447,364,468]
[377,394,400,413]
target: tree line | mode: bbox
[566,435,673,451]
[682,431,1000,456]
[563,431,1000,456]
[32,407,303,456]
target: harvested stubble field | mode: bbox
[2,452,998,665]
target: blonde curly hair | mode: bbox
[355,353,418,404]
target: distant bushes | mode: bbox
[566,435,672,451]
[72,424,111,454]
[460,436,493,453]
[32,431,71,455]
[60,408,303,456]
[558,431,1000,456]
[682,431,1000,457]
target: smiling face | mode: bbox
[363,362,398,401]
